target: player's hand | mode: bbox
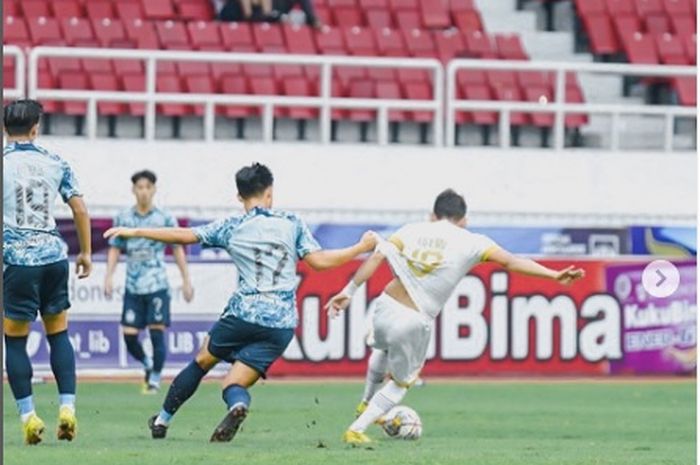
[182,280,194,303]
[324,293,352,318]
[554,265,585,285]
[104,276,113,298]
[76,253,92,279]
[103,227,137,240]
[358,230,379,253]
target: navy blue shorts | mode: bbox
[207,314,294,378]
[121,289,171,329]
[3,260,71,322]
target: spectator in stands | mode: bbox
[216,0,321,28]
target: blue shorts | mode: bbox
[121,289,171,329]
[3,260,71,322]
[207,314,294,378]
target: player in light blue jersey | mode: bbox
[104,170,193,394]
[104,162,377,442]
[3,100,92,445]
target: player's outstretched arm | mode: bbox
[103,227,200,245]
[173,245,194,302]
[324,250,386,317]
[303,231,378,271]
[486,248,585,285]
[104,247,121,298]
[68,196,92,279]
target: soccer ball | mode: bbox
[381,406,422,440]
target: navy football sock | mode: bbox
[4,335,33,401]
[124,333,147,365]
[149,328,166,375]
[161,361,208,417]
[222,384,251,410]
[47,330,76,396]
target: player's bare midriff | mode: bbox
[384,278,419,311]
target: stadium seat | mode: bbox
[334,67,368,88]
[333,7,365,27]
[402,28,436,58]
[282,77,319,120]
[492,85,527,125]
[634,0,664,18]
[395,10,422,30]
[220,22,256,52]
[177,0,215,21]
[3,57,17,90]
[327,0,358,7]
[375,80,409,121]
[621,31,660,63]
[449,0,477,11]
[681,33,696,64]
[58,71,89,115]
[457,69,487,88]
[37,72,61,113]
[582,15,620,54]
[4,0,20,18]
[460,84,497,125]
[50,0,84,20]
[125,18,160,49]
[524,86,554,127]
[403,81,433,122]
[315,26,347,55]
[345,79,376,122]
[366,9,394,29]
[92,18,132,48]
[251,77,286,117]
[89,73,127,115]
[113,58,145,77]
[141,0,176,20]
[344,27,378,56]
[122,74,147,115]
[4,16,32,48]
[434,29,468,62]
[573,0,606,16]
[116,2,145,21]
[670,16,696,36]
[672,76,697,105]
[464,30,497,58]
[389,0,419,10]
[663,0,693,15]
[157,75,192,115]
[517,70,554,92]
[655,33,689,64]
[187,21,223,50]
[606,0,636,16]
[28,16,64,46]
[82,56,114,75]
[564,85,589,128]
[644,15,671,34]
[495,34,528,60]
[452,10,483,32]
[373,28,406,56]
[86,1,116,20]
[61,17,98,47]
[184,75,216,116]
[283,24,318,54]
[21,0,51,19]
[488,70,518,90]
[219,75,256,118]
[156,20,189,49]
[420,0,451,29]
[253,23,285,51]
[359,0,389,8]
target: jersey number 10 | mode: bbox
[15,179,51,229]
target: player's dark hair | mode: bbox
[433,189,467,221]
[131,170,157,185]
[3,99,43,136]
[236,163,274,199]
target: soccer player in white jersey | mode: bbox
[3,100,92,444]
[326,189,585,444]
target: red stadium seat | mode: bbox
[403,81,433,122]
[402,28,436,58]
[524,86,554,127]
[211,61,243,81]
[157,75,191,115]
[373,28,407,56]
[359,0,389,8]
[116,1,144,21]
[346,79,376,122]
[28,17,64,46]
[3,57,17,90]
[184,75,216,116]
[250,76,285,117]
[488,70,518,90]
[634,0,664,18]
[86,1,116,20]
[141,0,176,20]
[333,7,365,27]
[573,0,606,16]
[458,84,497,125]
[21,0,51,19]
[673,76,697,106]
[453,10,483,32]
[334,67,368,88]
[4,16,31,47]
[389,0,418,10]
[187,21,222,50]
[582,15,620,54]
[92,18,131,47]
[375,80,409,122]
[58,71,89,115]
[220,22,256,52]
[344,26,377,56]
[253,23,285,50]
[219,76,256,118]
[125,18,160,49]
[89,73,127,115]
[613,16,643,39]
[606,0,636,16]
[564,86,588,128]
[464,30,496,58]
[61,17,98,47]
[315,26,347,54]
[663,0,693,15]
[177,0,215,21]
[434,29,467,62]
[177,60,211,79]
[397,67,431,84]
[156,20,189,49]
[327,0,358,7]
[655,33,689,64]
[314,6,333,26]
[449,0,476,12]
[283,78,319,120]
[493,85,527,125]
[681,33,696,64]
[456,69,487,88]
[644,14,671,34]
[621,31,660,63]
[420,0,450,29]
[4,0,20,18]
[495,33,528,60]
[670,16,696,36]
[517,70,554,91]
[367,65,397,82]
[50,0,83,19]
[366,9,394,28]
[122,74,147,115]
[82,56,113,75]
[37,72,61,113]
[395,10,421,30]
[283,24,318,54]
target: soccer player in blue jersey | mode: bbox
[3,100,92,444]
[104,170,194,394]
[104,162,377,442]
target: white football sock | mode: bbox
[362,349,388,402]
[350,380,407,432]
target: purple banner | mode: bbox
[606,261,697,374]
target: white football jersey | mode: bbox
[377,220,499,320]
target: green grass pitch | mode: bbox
[3,379,695,465]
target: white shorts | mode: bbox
[370,294,432,386]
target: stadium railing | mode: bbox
[4,45,26,101]
[26,46,444,146]
[446,59,697,152]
